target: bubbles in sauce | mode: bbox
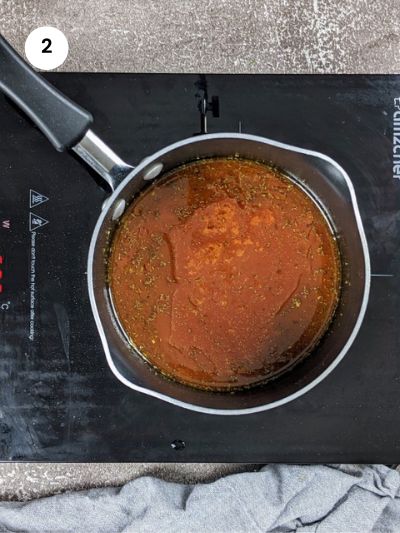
[109,158,341,390]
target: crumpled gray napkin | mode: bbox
[0,464,399,533]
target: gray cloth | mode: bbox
[0,464,399,533]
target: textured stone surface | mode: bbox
[0,463,259,501]
[1,0,400,73]
[0,0,397,502]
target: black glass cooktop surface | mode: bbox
[1,73,399,462]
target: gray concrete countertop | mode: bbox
[0,0,398,502]
[2,0,400,74]
[0,463,259,501]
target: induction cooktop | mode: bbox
[1,73,399,462]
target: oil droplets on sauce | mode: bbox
[109,158,341,391]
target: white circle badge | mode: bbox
[25,27,69,70]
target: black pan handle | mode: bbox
[0,33,93,151]
[0,34,133,191]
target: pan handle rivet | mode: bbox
[143,162,163,181]
[111,199,126,220]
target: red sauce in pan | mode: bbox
[109,158,341,390]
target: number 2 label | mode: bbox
[41,38,52,53]
[25,27,68,70]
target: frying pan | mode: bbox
[0,36,370,415]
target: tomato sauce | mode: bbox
[109,158,341,390]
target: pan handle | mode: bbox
[0,34,133,190]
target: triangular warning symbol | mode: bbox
[29,212,49,232]
[30,189,48,208]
